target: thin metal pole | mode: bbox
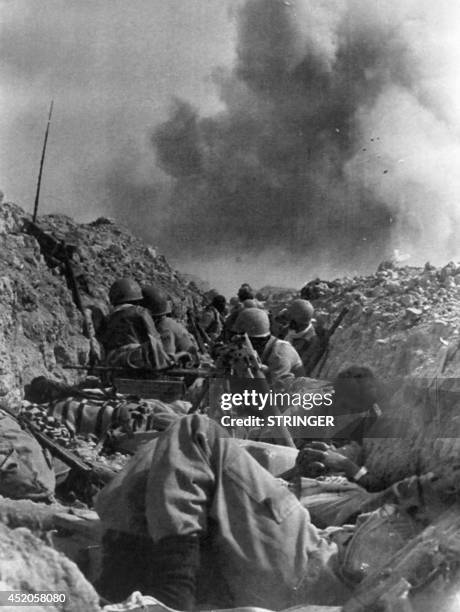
[32,100,54,223]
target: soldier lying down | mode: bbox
[95,413,450,610]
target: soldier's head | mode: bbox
[237,284,254,302]
[109,278,143,306]
[234,307,270,338]
[142,285,171,318]
[286,299,314,331]
[212,294,227,314]
[229,296,240,310]
[333,366,379,414]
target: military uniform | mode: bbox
[285,324,321,375]
[96,415,350,608]
[156,316,198,356]
[259,336,305,389]
[200,305,225,341]
[100,304,172,370]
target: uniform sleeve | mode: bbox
[171,320,198,353]
[160,329,176,356]
[267,342,305,389]
[300,335,322,375]
[140,308,162,338]
[139,309,174,368]
[199,310,215,332]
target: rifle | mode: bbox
[311,306,349,377]
[243,333,295,448]
[187,308,210,353]
[22,219,100,366]
[217,333,295,448]
[3,405,117,488]
[28,423,116,486]
[63,364,212,378]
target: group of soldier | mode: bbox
[97,278,198,373]
[91,277,452,611]
[97,277,321,393]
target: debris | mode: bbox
[405,307,422,318]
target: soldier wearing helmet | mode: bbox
[284,299,320,375]
[142,285,198,362]
[199,294,227,342]
[100,278,172,372]
[223,284,265,341]
[233,308,304,389]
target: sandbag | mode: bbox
[0,409,55,501]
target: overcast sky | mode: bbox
[0,0,236,218]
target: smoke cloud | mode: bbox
[145,0,460,289]
[0,1,234,225]
[3,1,460,292]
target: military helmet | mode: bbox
[237,284,254,301]
[109,278,143,306]
[234,307,270,337]
[286,299,314,326]
[142,285,171,316]
[211,294,227,312]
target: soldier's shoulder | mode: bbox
[163,317,182,329]
[272,338,302,358]
[130,304,152,316]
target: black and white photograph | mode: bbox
[1,1,460,610]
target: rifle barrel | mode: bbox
[32,100,54,223]
[62,364,211,377]
[310,306,350,375]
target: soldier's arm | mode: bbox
[140,308,162,338]
[267,342,305,389]
[199,310,214,332]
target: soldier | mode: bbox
[284,299,321,375]
[223,284,260,341]
[233,308,304,389]
[100,278,172,372]
[96,415,445,610]
[95,414,350,609]
[142,285,198,363]
[199,294,227,342]
[242,298,264,309]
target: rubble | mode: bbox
[290,261,460,380]
[0,516,101,611]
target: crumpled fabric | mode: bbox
[296,477,374,527]
[102,591,343,612]
[106,337,172,371]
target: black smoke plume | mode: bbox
[110,0,460,289]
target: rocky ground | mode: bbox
[0,202,203,408]
[0,200,460,610]
[264,259,460,381]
